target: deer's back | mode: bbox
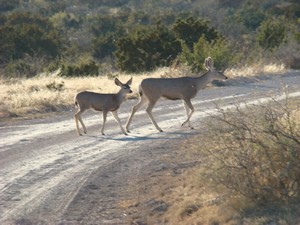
[140,77,198,100]
[75,91,120,111]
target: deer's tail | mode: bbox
[138,84,143,97]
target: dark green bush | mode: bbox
[60,60,99,77]
[172,16,220,49]
[180,36,234,72]
[92,33,116,59]
[0,13,64,65]
[238,6,265,30]
[257,17,286,50]
[114,24,181,73]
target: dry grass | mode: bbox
[226,63,286,78]
[0,63,286,119]
[0,68,167,118]
[121,98,300,225]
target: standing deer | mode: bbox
[74,77,132,136]
[125,57,227,132]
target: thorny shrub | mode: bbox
[199,95,300,204]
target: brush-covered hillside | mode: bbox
[0,0,299,77]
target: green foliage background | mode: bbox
[0,0,299,77]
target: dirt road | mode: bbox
[1,71,300,224]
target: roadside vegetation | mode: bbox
[194,96,300,224]
[124,96,300,224]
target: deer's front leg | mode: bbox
[182,99,194,129]
[126,96,147,133]
[111,111,127,135]
[146,101,163,132]
[101,111,108,135]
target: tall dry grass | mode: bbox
[0,63,286,118]
[0,68,168,118]
[226,62,286,78]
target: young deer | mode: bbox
[125,57,227,132]
[74,77,132,136]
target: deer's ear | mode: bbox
[126,77,133,85]
[204,57,214,70]
[207,57,214,68]
[114,78,123,86]
[204,58,210,70]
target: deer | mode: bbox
[125,57,227,132]
[74,77,132,136]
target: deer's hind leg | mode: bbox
[146,100,163,132]
[181,99,194,129]
[101,110,108,135]
[125,95,148,132]
[74,108,87,136]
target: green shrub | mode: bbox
[92,33,116,59]
[180,36,234,72]
[257,17,286,50]
[172,16,220,49]
[114,24,181,73]
[237,5,265,30]
[0,12,64,60]
[4,54,48,77]
[60,60,99,77]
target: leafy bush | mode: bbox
[199,96,300,204]
[92,33,116,59]
[0,0,19,12]
[0,12,64,73]
[180,36,234,71]
[237,5,265,30]
[172,16,220,49]
[114,24,181,73]
[4,54,48,77]
[257,17,286,50]
[60,60,99,77]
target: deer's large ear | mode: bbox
[205,57,214,70]
[207,57,214,68]
[114,78,123,87]
[126,77,133,85]
[204,58,210,70]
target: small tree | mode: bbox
[172,16,220,49]
[92,33,117,59]
[0,12,64,62]
[257,17,286,50]
[114,24,181,73]
[181,36,233,72]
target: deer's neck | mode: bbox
[116,90,126,103]
[195,71,212,90]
